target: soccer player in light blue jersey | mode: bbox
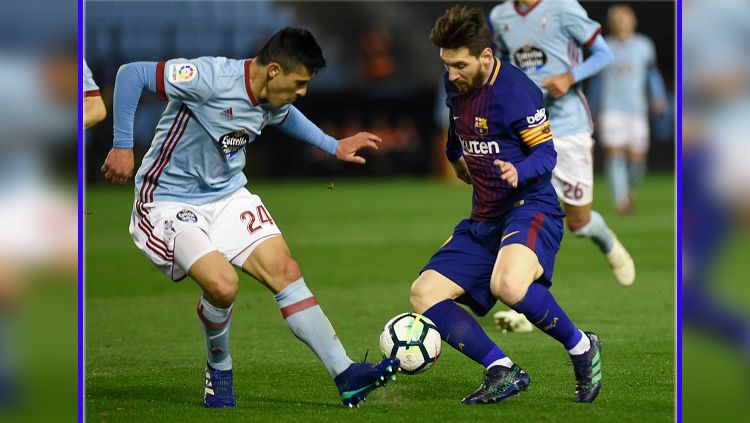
[84,59,107,129]
[100,28,399,408]
[489,0,635,287]
[588,4,667,215]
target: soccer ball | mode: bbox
[379,312,441,374]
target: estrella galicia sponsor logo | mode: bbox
[218,129,250,158]
[526,108,548,126]
[513,45,547,73]
[459,136,500,156]
[176,209,198,223]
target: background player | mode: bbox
[489,0,635,286]
[588,4,668,215]
[101,27,398,408]
[409,6,602,404]
[84,59,107,129]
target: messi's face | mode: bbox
[440,47,493,93]
[266,64,312,108]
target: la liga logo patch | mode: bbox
[168,63,197,83]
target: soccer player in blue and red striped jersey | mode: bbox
[409,6,602,404]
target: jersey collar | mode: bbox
[486,57,501,87]
[244,59,260,106]
[514,0,542,17]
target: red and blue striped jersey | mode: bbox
[444,58,563,221]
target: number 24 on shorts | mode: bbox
[240,205,274,234]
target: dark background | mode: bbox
[84,0,675,183]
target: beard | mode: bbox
[455,70,486,93]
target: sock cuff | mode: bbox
[275,278,319,318]
[422,299,455,325]
[197,296,233,328]
[570,210,604,235]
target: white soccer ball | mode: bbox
[379,312,441,374]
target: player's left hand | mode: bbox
[651,98,668,115]
[336,132,382,164]
[494,160,518,188]
[541,71,574,98]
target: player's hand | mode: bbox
[451,157,472,184]
[494,160,518,188]
[101,148,135,185]
[541,71,574,98]
[336,132,382,164]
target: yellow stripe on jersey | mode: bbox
[489,58,501,86]
[519,121,552,147]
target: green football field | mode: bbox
[85,174,675,422]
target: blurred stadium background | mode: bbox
[84,0,674,182]
[83,0,679,422]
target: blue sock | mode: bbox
[511,283,582,350]
[423,300,507,367]
[607,153,629,206]
[628,160,646,190]
[571,210,614,254]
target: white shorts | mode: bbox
[551,132,595,207]
[599,111,650,153]
[129,188,281,281]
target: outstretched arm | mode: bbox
[101,62,159,185]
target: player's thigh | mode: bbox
[490,244,544,304]
[187,249,238,307]
[130,200,212,281]
[239,235,301,294]
[490,209,562,304]
[628,114,650,155]
[551,132,595,207]
[598,112,628,150]
[410,270,466,313]
[208,188,283,267]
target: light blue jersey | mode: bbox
[83,59,100,95]
[489,0,602,137]
[135,57,290,206]
[597,34,658,114]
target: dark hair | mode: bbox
[256,27,326,74]
[429,6,491,57]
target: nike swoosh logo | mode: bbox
[453,115,460,120]
[501,231,520,242]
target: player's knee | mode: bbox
[491,273,526,305]
[204,271,239,307]
[269,257,302,290]
[410,278,438,314]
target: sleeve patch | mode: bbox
[167,63,198,84]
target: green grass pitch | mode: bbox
[85,175,674,422]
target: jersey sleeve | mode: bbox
[561,0,603,49]
[507,87,556,185]
[157,57,216,105]
[266,104,291,126]
[83,59,100,97]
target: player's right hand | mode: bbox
[336,132,382,164]
[101,148,135,185]
[451,157,472,184]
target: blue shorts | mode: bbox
[421,207,563,317]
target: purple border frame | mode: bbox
[675,0,682,421]
[74,1,682,421]
[78,0,84,421]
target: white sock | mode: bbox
[567,330,591,355]
[487,357,514,369]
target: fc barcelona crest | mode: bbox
[474,117,488,135]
